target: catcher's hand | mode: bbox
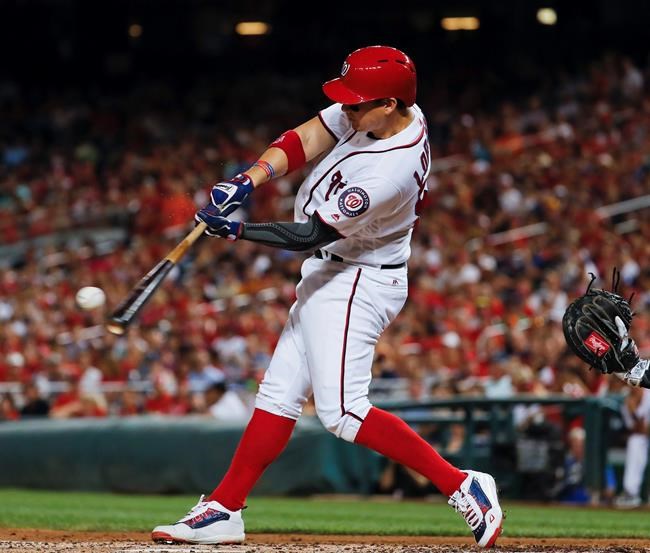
[562,277,639,375]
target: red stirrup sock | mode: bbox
[354,407,466,496]
[207,408,296,510]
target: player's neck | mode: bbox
[368,110,414,140]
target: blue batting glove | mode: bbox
[195,204,242,240]
[209,173,254,217]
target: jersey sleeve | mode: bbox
[318,104,350,142]
[315,176,402,237]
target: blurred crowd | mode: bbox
[1,51,650,429]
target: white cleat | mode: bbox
[614,493,642,509]
[151,495,245,545]
[448,470,503,548]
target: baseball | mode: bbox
[75,286,106,310]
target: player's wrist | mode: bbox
[230,173,254,191]
[249,161,275,185]
[226,219,243,241]
[619,359,650,388]
[242,166,268,188]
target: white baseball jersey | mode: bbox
[294,103,430,265]
[256,102,430,443]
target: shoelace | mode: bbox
[181,494,207,520]
[449,491,481,531]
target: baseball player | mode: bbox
[615,386,650,507]
[152,45,503,548]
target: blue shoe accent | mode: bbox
[468,479,493,514]
[181,508,231,529]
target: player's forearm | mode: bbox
[245,117,335,187]
[245,149,290,188]
[243,129,306,188]
[240,215,342,251]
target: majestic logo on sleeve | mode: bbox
[341,62,350,76]
[338,187,369,217]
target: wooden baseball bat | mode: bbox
[106,222,207,335]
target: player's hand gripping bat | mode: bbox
[106,222,206,335]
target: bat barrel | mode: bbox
[105,222,207,336]
[106,259,175,335]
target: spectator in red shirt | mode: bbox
[0,394,19,421]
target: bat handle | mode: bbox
[166,222,207,263]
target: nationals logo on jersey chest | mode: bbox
[338,187,369,217]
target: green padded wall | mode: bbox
[0,416,381,494]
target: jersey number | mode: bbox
[413,138,430,216]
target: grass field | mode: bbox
[0,488,648,539]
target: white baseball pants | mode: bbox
[256,255,408,442]
[622,434,649,497]
[621,389,650,497]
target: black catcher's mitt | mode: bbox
[562,271,639,374]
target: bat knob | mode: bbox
[106,321,127,335]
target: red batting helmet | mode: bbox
[322,45,417,107]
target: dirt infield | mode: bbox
[1,529,649,553]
